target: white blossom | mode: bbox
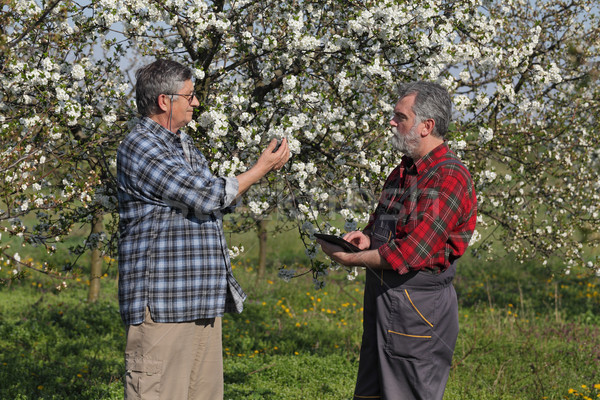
[478,127,494,145]
[228,245,244,259]
[71,64,85,80]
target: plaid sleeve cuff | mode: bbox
[223,176,239,207]
[378,242,410,275]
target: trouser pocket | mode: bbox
[385,288,438,361]
[125,356,162,400]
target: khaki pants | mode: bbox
[124,307,223,400]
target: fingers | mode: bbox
[343,231,370,250]
[257,138,290,172]
[269,138,280,153]
[343,231,362,242]
[271,138,290,170]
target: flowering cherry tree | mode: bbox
[0,0,131,294]
[1,0,599,290]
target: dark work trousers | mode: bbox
[353,263,459,400]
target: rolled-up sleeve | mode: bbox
[223,176,239,207]
[122,130,237,216]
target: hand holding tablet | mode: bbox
[314,233,362,253]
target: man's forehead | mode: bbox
[179,79,194,92]
[394,93,417,113]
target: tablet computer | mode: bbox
[314,233,362,253]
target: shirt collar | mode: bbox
[403,142,450,175]
[140,117,182,143]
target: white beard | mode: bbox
[391,125,421,159]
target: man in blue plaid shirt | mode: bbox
[117,59,290,399]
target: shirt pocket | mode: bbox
[385,288,438,361]
[370,216,396,249]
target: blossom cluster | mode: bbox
[1,0,600,283]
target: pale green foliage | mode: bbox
[1,0,599,280]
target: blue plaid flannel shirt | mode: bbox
[117,117,246,325]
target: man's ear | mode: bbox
[157,94,170,113]
[421,119,435,137]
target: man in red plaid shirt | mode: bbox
[318,82,477,400]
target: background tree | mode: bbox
[1,0,599,291]
[0,0,131,298]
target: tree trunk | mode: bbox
[87,212,103,303]
[257,218,268,280]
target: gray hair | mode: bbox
[135,59,193,117]
[397,82,452,139]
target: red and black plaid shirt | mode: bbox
[364,143,477,274]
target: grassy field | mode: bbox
[0,226,599,399]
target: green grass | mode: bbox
[0,227,599,399]
[0,278,123,399]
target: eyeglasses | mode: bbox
[164,92,196,104]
